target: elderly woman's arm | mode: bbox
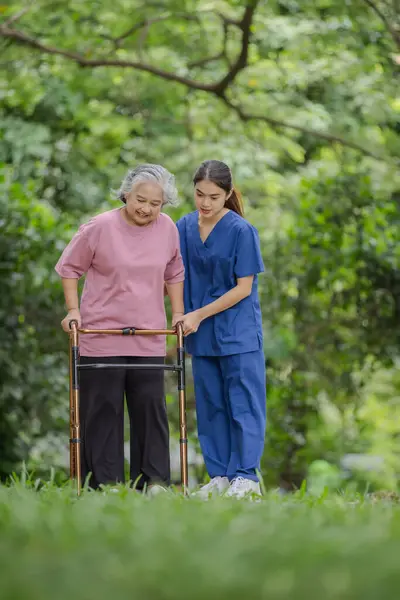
[164,224,185,328]
[60,278,82,332]
[55,219,95,332]
[165,281,184,327]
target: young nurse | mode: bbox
[177,160,266,499]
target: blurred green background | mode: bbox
[1,0,399,493]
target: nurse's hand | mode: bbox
[181,311,203,336]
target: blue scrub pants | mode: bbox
[192,350,266,483]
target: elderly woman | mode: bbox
[55,164,185,492]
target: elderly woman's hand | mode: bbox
[61,308,82,333]
[172,312,184,329]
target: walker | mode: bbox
[68,321,188,495]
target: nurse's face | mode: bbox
[124,182,163,226]
[194,180,231,220]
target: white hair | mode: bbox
[114,164,179,206]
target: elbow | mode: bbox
[236,275,254,300]
[238,286,252,300]
[165,278,184,287]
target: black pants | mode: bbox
[79,356,170,490]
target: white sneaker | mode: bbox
[193,476,230,499]
[225,477,262,499]
[147,484,168,497]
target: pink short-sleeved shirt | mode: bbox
[55,208,184,357]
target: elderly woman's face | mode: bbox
[124,182,163,226]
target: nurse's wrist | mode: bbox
[197,307,207,321]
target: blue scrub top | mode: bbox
[176,210,264,357]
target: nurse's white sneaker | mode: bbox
[193,476,230,499]
[225,477,262,499]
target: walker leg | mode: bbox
[177,324,188,495]
[69,321,81,495]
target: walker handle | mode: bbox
[69,319,78,330]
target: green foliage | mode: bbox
[1,484,400,599]
[0,166,71,478]
[261,155,400,489]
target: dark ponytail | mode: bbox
[193,160,245,218]
[225,187,244,217]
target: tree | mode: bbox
[1,1,398,158]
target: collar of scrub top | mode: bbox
[192,209,234,253]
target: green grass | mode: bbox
[1,481,400,600]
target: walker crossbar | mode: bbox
[78,363,181,371]
[68,321,188,496]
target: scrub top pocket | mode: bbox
[214,297,260,350]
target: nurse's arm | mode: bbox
[198,276,254,321]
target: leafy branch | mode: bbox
[2,5,33,27]
[0,0,386,158]
[114,13,200,47]
[220,98,380,158]
[362,0,400,50]
[188,21,232,69]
